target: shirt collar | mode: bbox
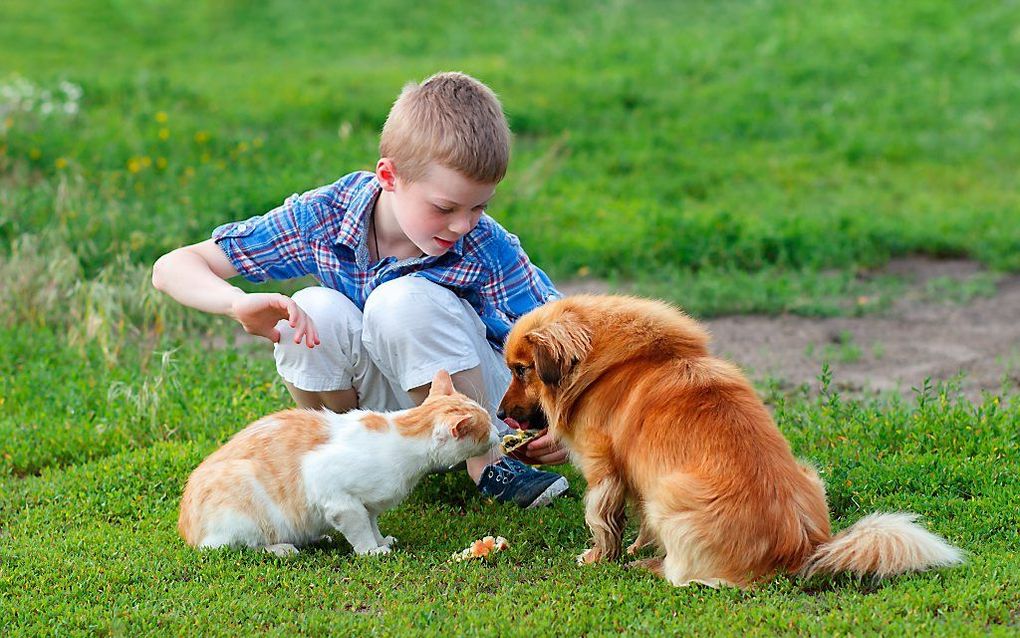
[334,174,379,269]
[334,174,466,267]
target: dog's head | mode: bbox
[498,302,592,432]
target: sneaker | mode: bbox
[477,457,569,509]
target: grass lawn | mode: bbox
[2,336,1018,635]
[2,0,1019,635]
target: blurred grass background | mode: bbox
[2,0,1018,288]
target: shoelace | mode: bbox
[486,459,522,487]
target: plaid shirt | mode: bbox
[212,171,560,350]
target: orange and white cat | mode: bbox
[178,370,498,556]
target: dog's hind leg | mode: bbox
[626,556,664,575]
[627,515,657,555]
[658,528,742,588]
[577,472,626,564]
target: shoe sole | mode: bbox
[526,476,569,509]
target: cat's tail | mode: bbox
[801,512,964,579]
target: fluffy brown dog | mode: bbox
[498,295,963,587]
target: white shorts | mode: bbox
[273,277,512,424]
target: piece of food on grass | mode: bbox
[500,429,541,454]
[452,536,509,562]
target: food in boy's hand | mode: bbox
[500,429,542,455]
[452,535,509,562]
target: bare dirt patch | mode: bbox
[562,258,1020,400]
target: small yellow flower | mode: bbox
[29,148,42,160]
[200,152,210,163]
[184,166,195,178]
[155,111,168,123]
[2,116,12,129]
[236,141,248,153]
[252,137,263,148]
[129,230,146,250]
[159,128,170,141]
[140,156,152,168]
[194,131,209,144]
[127,157,142,173]
[156,156,167,169]
[577,265,591,277]
[55,157,68,169]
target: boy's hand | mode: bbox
[508,429,568,466]
[230,293,320,348]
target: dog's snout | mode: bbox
[496,408,506,421]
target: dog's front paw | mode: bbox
[576,547,604,565]
[382,535,398,547]
[365,544,392,556]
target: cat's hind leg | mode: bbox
[264,543,300,557]
[197,510,265,550]
[323,495,390,555]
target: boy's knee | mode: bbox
[363,277,462,342]
[292,287,358,326]
[275,287,364,392]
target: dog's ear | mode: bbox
[527,313,592,386]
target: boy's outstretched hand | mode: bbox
[230,293,320,348]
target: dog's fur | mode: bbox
[499,295,963,587]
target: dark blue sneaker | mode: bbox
[478,457,569,509]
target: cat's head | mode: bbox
[420,370,500,459]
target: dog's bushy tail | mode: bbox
[801,512,963,579]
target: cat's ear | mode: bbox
[428,369,455,398]
[449,415,472,439]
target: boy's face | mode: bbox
[384,162,496,257]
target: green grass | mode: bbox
[3,339,1019,635]
[3,0,1020,634]
[2,0,1019,299]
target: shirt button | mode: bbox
[237,223,248,232]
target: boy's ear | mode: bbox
[376,158,397,191]
[428,369,455,399]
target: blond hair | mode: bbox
[379,72,511,183]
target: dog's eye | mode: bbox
[513,364,528,379]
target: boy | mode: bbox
[152,72,569,509]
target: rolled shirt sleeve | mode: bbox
[478,229,561,349]
[211,193,323,283]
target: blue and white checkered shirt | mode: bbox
[212,170,560,350]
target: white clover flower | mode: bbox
[0,75,82,118]
[59,80,83,101]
